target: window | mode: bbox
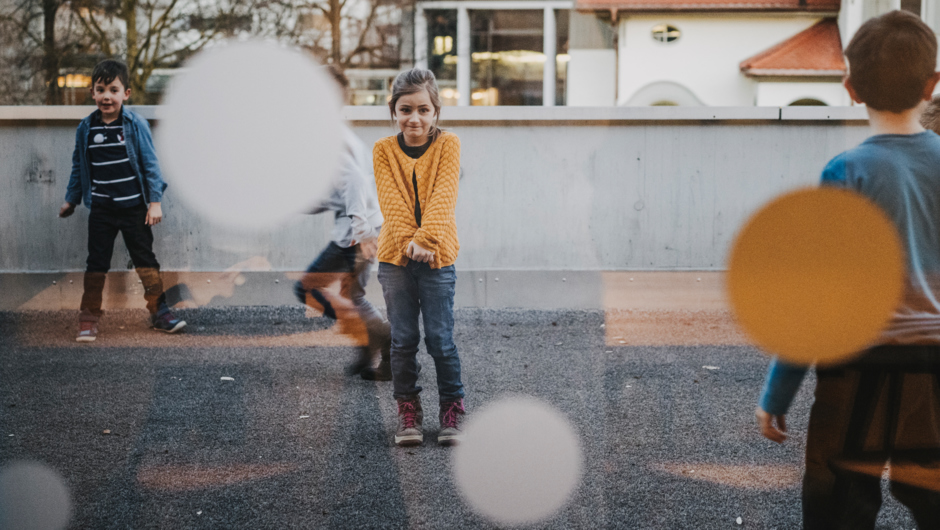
[789,98,827,106]
[427,10,458,105]
[470,10,546,105]
[556,9,569,106]
[651,24,681,43]
[434,36,454,55]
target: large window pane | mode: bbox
[427,9,459,105]
[556,9,569,106]
[470,10,544,106]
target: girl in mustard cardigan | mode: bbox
[374,69,465,447]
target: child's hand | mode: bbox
[146,202,163,226]
[756,407,788,443]
[59,202,76,218]
[359,239,378,261]
[407,241,434,263]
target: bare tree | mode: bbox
[265,0,404,70]
[0,0,406,105]
[0,0,88,103]
[70,0,255,103]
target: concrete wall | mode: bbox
[756,81,852,107]
[0,105,871,308]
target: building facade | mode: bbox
[412,0,939,106]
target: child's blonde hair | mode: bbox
[388,68,443,143]
[921,94,940,135]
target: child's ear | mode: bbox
[922,72,940,102]
[125,87,132,99]
[843,76,863,105]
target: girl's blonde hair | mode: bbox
[388,68,443,143]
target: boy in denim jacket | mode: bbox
[756,12,940,528]
[59,59,184,341]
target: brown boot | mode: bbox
[395,397,423,446]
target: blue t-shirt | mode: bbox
[760,131,940,415]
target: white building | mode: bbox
[412,0,938,106]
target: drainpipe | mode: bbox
[611,8,619,106]
[543,7,557,106]
[414,4,428,70]
[457,6,471,106]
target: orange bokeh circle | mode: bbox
[727,187,905,365]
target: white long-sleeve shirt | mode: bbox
[310,126,384,247]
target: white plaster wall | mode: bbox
[567,49,617,106]
[926,0,940,34]
[618,15,823,106]
[839,0,901,46]
[756,82,851,106]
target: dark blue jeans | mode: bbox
[295,242,390,353]
[378,262,464,402]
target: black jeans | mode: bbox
[803,345,940,530]
[80,204,165,318]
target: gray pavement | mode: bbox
[0,308,918,529]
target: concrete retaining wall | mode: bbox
[0,106,870,309]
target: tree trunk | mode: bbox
[42,0,61,104]
[330,0,341,65]
[123,0,142,98]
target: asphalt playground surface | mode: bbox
[0,307,919,529]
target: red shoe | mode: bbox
[76,320,98,342]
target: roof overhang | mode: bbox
[575,0,840,14]
[745,69,845,77]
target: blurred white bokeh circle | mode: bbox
[452,396,583,526]
[0,461,72,530]
[157,41,342,230]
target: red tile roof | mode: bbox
[739,19,845,77]
[576,0,840,13]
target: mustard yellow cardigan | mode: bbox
[373,131,460,269]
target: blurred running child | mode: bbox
[59,59,184,341]
[294,66,392,380]
[920,93,940,134]
[756,12,940,529]
[373,68,466,447]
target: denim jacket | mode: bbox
[65,107,167,208]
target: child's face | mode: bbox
[394,89,436,145]
[91,78,131,118]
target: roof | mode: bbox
[575,0,840,13]
[739,19,845,77]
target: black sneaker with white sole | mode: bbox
[152,311,186,333]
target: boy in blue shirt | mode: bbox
[756,12,940,528]
[59,59,184,341]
